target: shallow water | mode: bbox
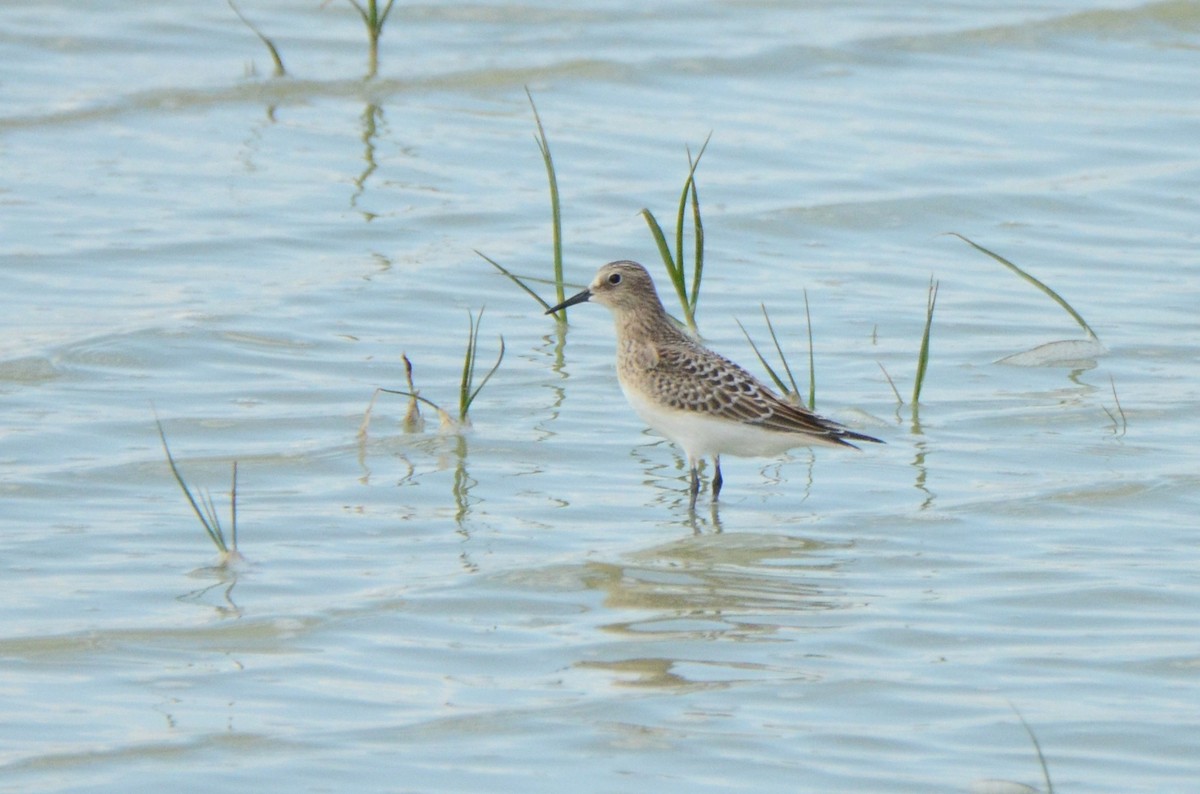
[2,1,1199,791]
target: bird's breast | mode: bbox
[616,337,660,374]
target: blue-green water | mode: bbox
[2,2,1198,791]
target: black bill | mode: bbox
[544,287,592,315]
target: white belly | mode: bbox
[619,379,823,462]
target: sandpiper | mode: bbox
[546,260,881,509]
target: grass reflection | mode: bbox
[351,103,384,217]
[572,533,853,685]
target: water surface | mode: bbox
[2,2,1198,791]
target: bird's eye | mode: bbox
[608,273,622,285]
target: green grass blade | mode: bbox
[526,88,564,309]
[877,362,903,406]
[949,232,1097,341]
[476,250,554,312]
[673,136,710,275]
[640,209,677,275]
[156,419,228,554]
[687,178,705,318]
[672,187,688,294]
[640,208,686,309]
[736,318,791,396]
[456,310,504,421]
[375,0,397,29]
[350,0,395,32]
[465,336,505,417]
[347,0,369,24]
[683,135,711,318]
[459,310,481,420]
[380,389,445,413]
[199,489,224,542]
[803,290,816,410]
[642,135,711,333]
[760,304,801,399]
[912,277,939,406]
[227,0,287,77]
[1010,704,1055,794]
[230,461,239,552]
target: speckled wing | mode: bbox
[648,341,878,447]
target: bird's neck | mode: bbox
[612,303,691,347]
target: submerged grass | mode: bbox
[156,419,240,562]
[1104,374,1128,436]
[949,233,1098,342]
[640,134,711,333]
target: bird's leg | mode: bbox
[711,456,723,501]
[688,463,700,511]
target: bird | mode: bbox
[545,260,881,509]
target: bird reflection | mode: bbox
[572,533,854,688]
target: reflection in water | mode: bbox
[685,501,723,535]
[575,656,697,689]
[633,442,819,523]
[535,325,570,441]
[446,433,481,573]
[907,441,936,510]
[354,352,479,569]
[356,375,423,485]
[995,338,1104,368]
[759,452,815,506]
[237,108,274,173]
[910,438,934,511]
[380,430,478,571]
[177,565,243,618]
[908,413,935,510]
[351,103,384,218]
[575,533,854,687]
[1104,374,1128,438]
[450,433,472,528]
[630,439,681,504]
